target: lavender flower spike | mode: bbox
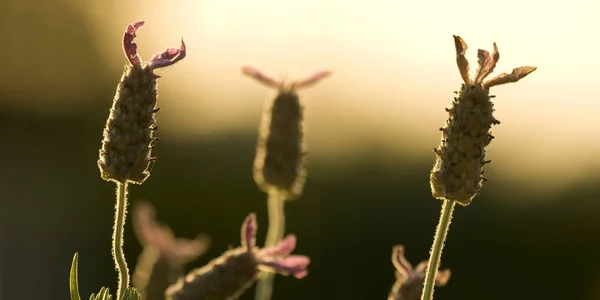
[242,66,331,199]
[430,35,536,205]
[98,20,186,184]
[166,213,310,300]
[388,245,451,300]
[132,201,210,300]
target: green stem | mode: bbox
[254,189,286,300]
[113,181,130,300]
[421,199,455,300]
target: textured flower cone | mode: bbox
[99,66,160,184]
[259,91,304,197]
[168,248,258,300]
[242,67,330,199]
[166,213,310,300]
[98,20,186,184]
[388,245,451,300]
[132,201,210,300]
[430,35,537,205]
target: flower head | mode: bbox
[452,35,536,89]
[166,213,310,300]
[131,201,210,300]
[242,66,330,199]
[388,245,451,300]
[133,201,210,265]
[98,21,186,184]
[430,35,536,205]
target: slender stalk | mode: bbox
[113,181,130,300]
[421,199,455,300]
[254,190,286,300]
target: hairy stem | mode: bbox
[113,181,130,300]
[254,190,286,300]
[421,199,455,300]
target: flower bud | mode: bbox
[430,35,536,205]
[166,213,310,300]
[242,67,330,199]
[132,201,210,300]
[388,245,451,300]
[98,21,186,184]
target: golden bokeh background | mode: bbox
[2,0,600,299]
[5,0,599,200]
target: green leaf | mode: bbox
[89,287,113,300]
[122,287,142,300]
[70,253,81,300]
[87,287,139,300]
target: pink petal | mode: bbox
[391,245,414,279]
[122,20,145,67]
[291,70,331,89]
[241,213,257,250]
[435,269,452,286]
[241,66,281,89]
[149,39,187,70]
[259,255,311,278]
[258,234,296,257]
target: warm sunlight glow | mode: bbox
[29,0,600,198]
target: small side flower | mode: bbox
[388,245,451,300]
[165,213,310,300]
[132,201,211,300]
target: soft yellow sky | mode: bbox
[7,0,600,200]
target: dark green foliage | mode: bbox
[70,253,141,300]
[70,253,81,300]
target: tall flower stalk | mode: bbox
[241,66,330,300]
[421,35,536,300]
[112,182,130,299]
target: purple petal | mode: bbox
[172,234,211,264]
[259,255,311,279]
[257,234,296,257]
[149,39,187,70]
[132,201,174,249]
[391,245,414,279]
[435,269,452,286]
[241,66,281,89]
[453,35,472,85]
[241,213,257,250]
[473,43,500,84]
[123,20,145,67]
[291,70,331,89]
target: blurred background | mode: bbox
[1,0,600,299]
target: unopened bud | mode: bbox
[242,66,330,199]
